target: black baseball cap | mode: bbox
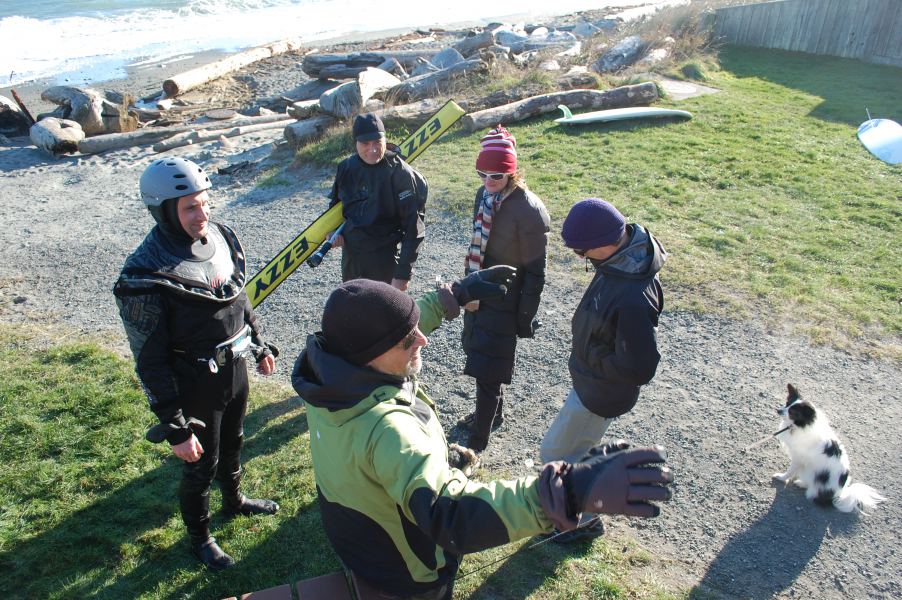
[353,113,385,142]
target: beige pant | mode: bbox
[540,388,614,464]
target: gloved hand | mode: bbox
[452,265,517,306]
[564,445,672,518]
[146,416,206,444]
[517,315,541,338]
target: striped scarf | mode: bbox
[465,188,504,274]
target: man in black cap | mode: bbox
[292,268,673,600]
[328,112,428,291]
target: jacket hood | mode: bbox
[591,224,666,280]
[292,333,411,415]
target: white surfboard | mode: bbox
[554,104,692,125]
[857,118,902,165]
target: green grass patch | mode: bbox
[0,324,684,599]
[255,166,292,189]
[413,47,902,358]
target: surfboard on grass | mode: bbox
[857,118,902,165]
[554,104,692,125]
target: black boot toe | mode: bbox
[191,537,235,571]
[224,495,279,517]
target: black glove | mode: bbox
[564,445,671,518]
[452,265,517,306]
[146,416,206,444]
[517,315,541,338]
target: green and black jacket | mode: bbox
[291,291,552,597]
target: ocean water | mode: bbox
[0,0,674,87]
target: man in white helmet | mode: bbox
[114,158,279,571]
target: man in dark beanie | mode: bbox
[327,112,428,291]
[539,198,667,543]
[292,267,673,600]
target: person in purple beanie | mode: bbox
[540,198,667,543]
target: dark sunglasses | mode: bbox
[476,170,507,181]
[573,248,587,257]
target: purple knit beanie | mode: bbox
[561,198,626,250]
[322,279,420,365]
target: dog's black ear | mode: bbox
[788,401,816,427]
[786,383,800,406]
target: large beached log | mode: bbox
[461,82,658,131]
[260,78,342,112]
[302,51,433,78]
[387,59,489,103]
[152,118,294,152]
[319,81,361,119]
[30,117,85,156]
[163,39,300,97]
[287,99,321,119]
[40,86,137,135]
[375,98,459,128]
[358,67,402,102]
[453,30,497,57]
[77,112,291,153]
[283,116,337,149]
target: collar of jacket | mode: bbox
[292,333,427,425]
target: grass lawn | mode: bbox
[0,325,677,599]
[414,47,900,358]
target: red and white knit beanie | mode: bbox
[475,125,517,174]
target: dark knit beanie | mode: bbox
[561,198,626,250]
[321,279,420,365]
[353,112,385,142]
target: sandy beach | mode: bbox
[1,6,900,599]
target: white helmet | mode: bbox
[140,157,211,207]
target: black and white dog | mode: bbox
[773,384,886,513]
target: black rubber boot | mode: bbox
[189,530,236,571]
[219,467,280,518]
[181,469,235,571]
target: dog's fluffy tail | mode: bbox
[834,482,887,513]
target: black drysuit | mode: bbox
[114,222,269,537]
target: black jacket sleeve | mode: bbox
[393,161,426,281]
[116,291,190,444]
[599,303,661,385]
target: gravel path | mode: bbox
[1,42,899,597]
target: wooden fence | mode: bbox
[713,0,902,67]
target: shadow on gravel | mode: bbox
[689,485,859,599]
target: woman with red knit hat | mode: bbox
[459,125,551,453]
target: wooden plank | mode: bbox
[295,572,353,600]
[240,584,293,600]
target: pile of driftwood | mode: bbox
[3,14,679,157]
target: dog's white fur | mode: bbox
[773,384,886,514]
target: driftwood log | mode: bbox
[40,86,137,135]
[1,95,31,136]
[30,117,85,155]
[375,98,460,128]
[163,39,300,97]
[152,118,294,152]
[388,59,488,103]
[287,99,321,119]
[77,112,291,154]
[302,51,432,79]
[260,78,342,112]
[453,30,497,57]
[283,116,337,149]
[462,82,659,132]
